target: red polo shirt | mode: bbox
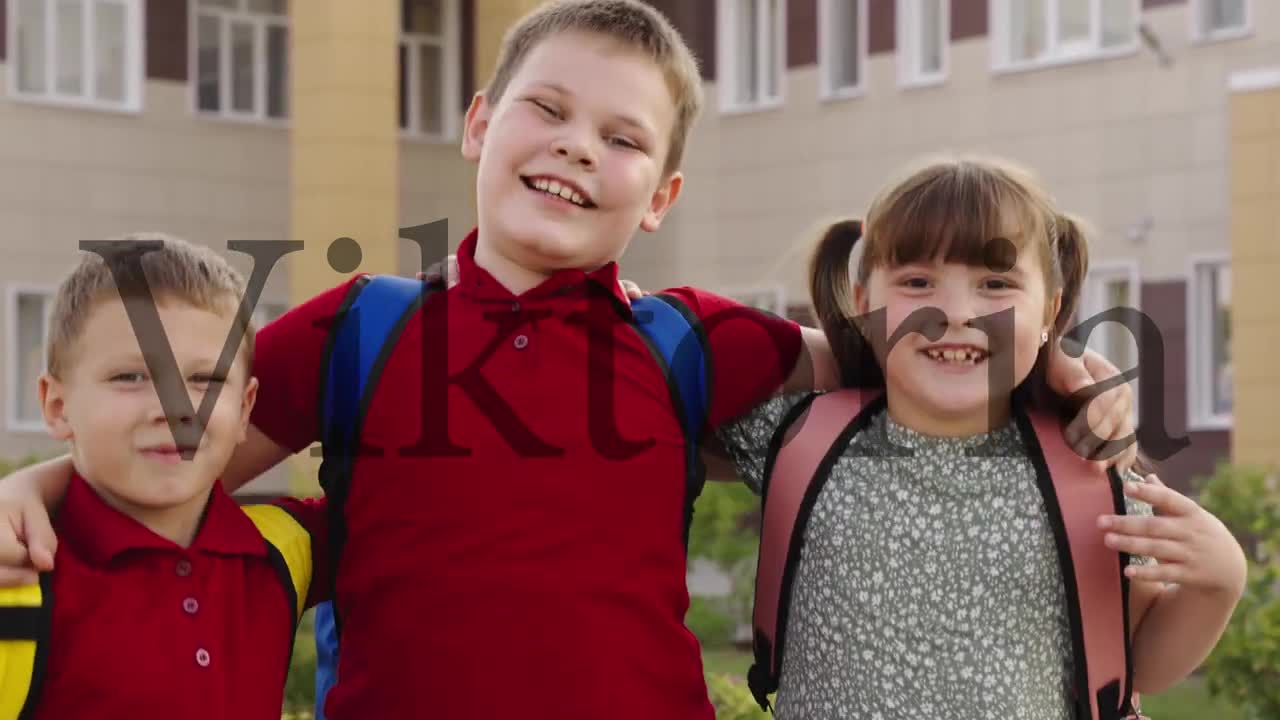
[252,229,802,719]
[31,475,319,720]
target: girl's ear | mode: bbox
[1048,288,1064,333]
[853,282,871,317]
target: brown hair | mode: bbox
[47,232,254,379]
[482,0,703,176]
[808,156,1149,469]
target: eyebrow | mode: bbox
[530,82,655,138]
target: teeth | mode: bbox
[926,348,986,364]
[528,177,588,207]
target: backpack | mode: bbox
[746,388,1144,720]
[311,274,711,719]
[0,504,313,720]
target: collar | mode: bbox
[57,474,268,566]
[455,228,633,316]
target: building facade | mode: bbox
[0,0,1276,496]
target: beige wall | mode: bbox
[622,3,1280,309]
[1228,71,1280,468]
[0,70,293,493]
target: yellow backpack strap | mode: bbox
[0,574,53,720]
[243,504,313,626]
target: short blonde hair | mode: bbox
[47,232,254,379]
[483,0,703,176]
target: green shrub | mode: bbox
[1198,464,1280,720]
[284,610,317,713]
[0,454,42,478]
[686,595,736,648]
[707,673,770,719]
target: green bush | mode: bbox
[1198,464,1280,720]
[284,610,317,713]
[0,454,42,478]
[707,673,769,719]
[686,595,736,648]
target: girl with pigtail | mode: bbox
[718,155,1245,719]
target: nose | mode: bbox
[549,125,597,170]
[936,282,978,330]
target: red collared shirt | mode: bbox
[31,475,315,720]
[256,229,802,720]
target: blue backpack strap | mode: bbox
[630,294,711,547]
[314,274,434,720]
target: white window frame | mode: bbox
[1078,260,1141,423]
[724,285,787,316]
[189,0,289,126]
[1191,0,1251,44]
[990,0,1140,74]
[1186,254,1232,431]
[897,0,948,88]
[818,0,868,100]
[717,0,787,113]
[5,0,144,112]
[4,285,55,434]
[399,0,462,142]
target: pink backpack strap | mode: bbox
[1028,411,1133,720]
[747,389,881,710]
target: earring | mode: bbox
[1041,329,1050,345]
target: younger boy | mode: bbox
[0,235,322,720]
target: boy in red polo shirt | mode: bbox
[0,235,325,720]
[0,2,1134,719]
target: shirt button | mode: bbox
[195,648,211,667]
[175,560,192,577]
[513,334,529,350]
[511,301,521,312]
[183,597,200,615]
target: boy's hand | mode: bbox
[1099,476,1247,598]
[1046,342,1137,471]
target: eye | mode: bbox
[982,277,1018,291]
[607,136,640,150]
[190,374,227,388]
[899,276,932,289]
[529,98,560,119]
[110,372,147,384]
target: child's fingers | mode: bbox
[1104,533,1190,564]
[1122,478,1199,517]
[1124,561,1184,584]
[0,566,38,587]
[1097,514,1187,541]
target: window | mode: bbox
[7,0,142,110]
[1194,0,1249,41]
[898,0,947,86]
[1188,258,1232,428]
[399,0,461,140]
[718,0,785,110]
[193,0,289,122]
[1078,262,1140,422]
[993,0,1137,70]
[252,301,288,329]
[819,0,865,98]
[5,289,51,432]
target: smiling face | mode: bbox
[39,294,257,527]
[855,239,1060,436]
[462,30,683,287]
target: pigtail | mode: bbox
[1050,212,1090,339]
[807,219,884,389]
